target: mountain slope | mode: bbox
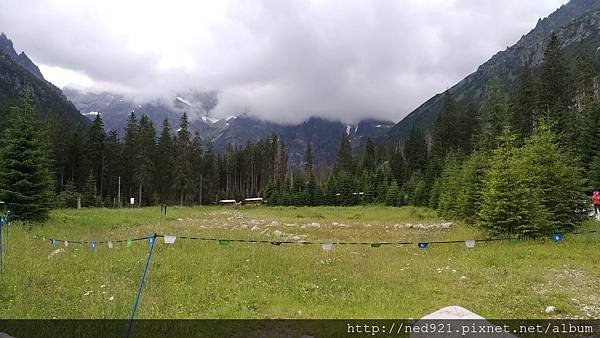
[0,33,87,130]
[385,0,600,143]
[65,88,394,166]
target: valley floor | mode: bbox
[0,205,599,320]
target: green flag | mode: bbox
[127,240,132,248]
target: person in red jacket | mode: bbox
[593,191,600,215]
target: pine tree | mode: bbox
[82,171,98,207]
[431,91,459,159]
[537,33,570,133]
[334,133,354,174]
[509,64,536,139]
[135,114,156,207]
[0,89,53,221]
[482,75,507,149]
[437,153,462,218]
[385,180,401,207]
[575,40,595,109]
[519,119,586,232]
[478,130,551,237]
[85,114,106,196]
[122,112,139,200]
[174,113,194,205]
[404,124,428,175]
[304,143,317,206]
[155,119,174,203]
[191,132,203,204]
[56,179,78,209]
[455,151,489,222]
[202,142,218,204]
[361,137,376,173]
[104,130,121,204]
[457,103,481,153]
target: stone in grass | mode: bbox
[411,306,516,337]
[545,306,555,314]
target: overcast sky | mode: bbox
[1,0,568,124]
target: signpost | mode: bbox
[130,198,135,208]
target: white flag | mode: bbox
[322,243,333,251]
[465,240,475,248]
[108,241,114,249]
[64,241,69,247]
[164,235,176,244]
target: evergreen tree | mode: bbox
[135,114,156,207]
[361,137,376,173]
[174,113,194,205]
[385,180,401,207]
[457,103,481,153]
[431,91,459,159]
[478,130,551,237]
[0,89,53,221]
[56,179,78,209]
[404,124,428,175]
[519,119,586,232]
[537,33,570,132]
[334,133,354,174]
[482,75,507,149]
[155,119,174,203]
[437,153,462,218]
[202,142,218,204]
[191,132,203,204]
[122,112,139,200]
[574,40,595,109]
[455,151,489,222]
[85,114,106,196]
[304,143,317,206]
[82,171,99,207]
[104,130,121,205]
[510,64,536,139]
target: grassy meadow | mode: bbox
[0,205,599,320]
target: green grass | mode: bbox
[0,205,599,320]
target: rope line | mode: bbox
[126,233,157,338]
[35,229,600,248]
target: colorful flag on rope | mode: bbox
[321,243,333,251]
[64,241,68,247]
[147,236,155,244]
[90,241,97,249]
[164,235,176,244]
[50,239,57,245]
[370,242,381,248]
[218,239,229,246]
[271,241,282,246]
[465,240,475,248]
[551,233,563,242]
[418,242,428,249]
[126,240,132,248]
[107,241,114,249]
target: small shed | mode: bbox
[219,199,238,206]
[243,197,263,206]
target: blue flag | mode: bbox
[418,242,429,249]
[271,241,282,246]
[148,236,155,244]
[551,233,563,242]
[50,239,57,245]
[90,241,97,249]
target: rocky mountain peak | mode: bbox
[0,32,45,81]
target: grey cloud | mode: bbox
[0,0,567,124]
